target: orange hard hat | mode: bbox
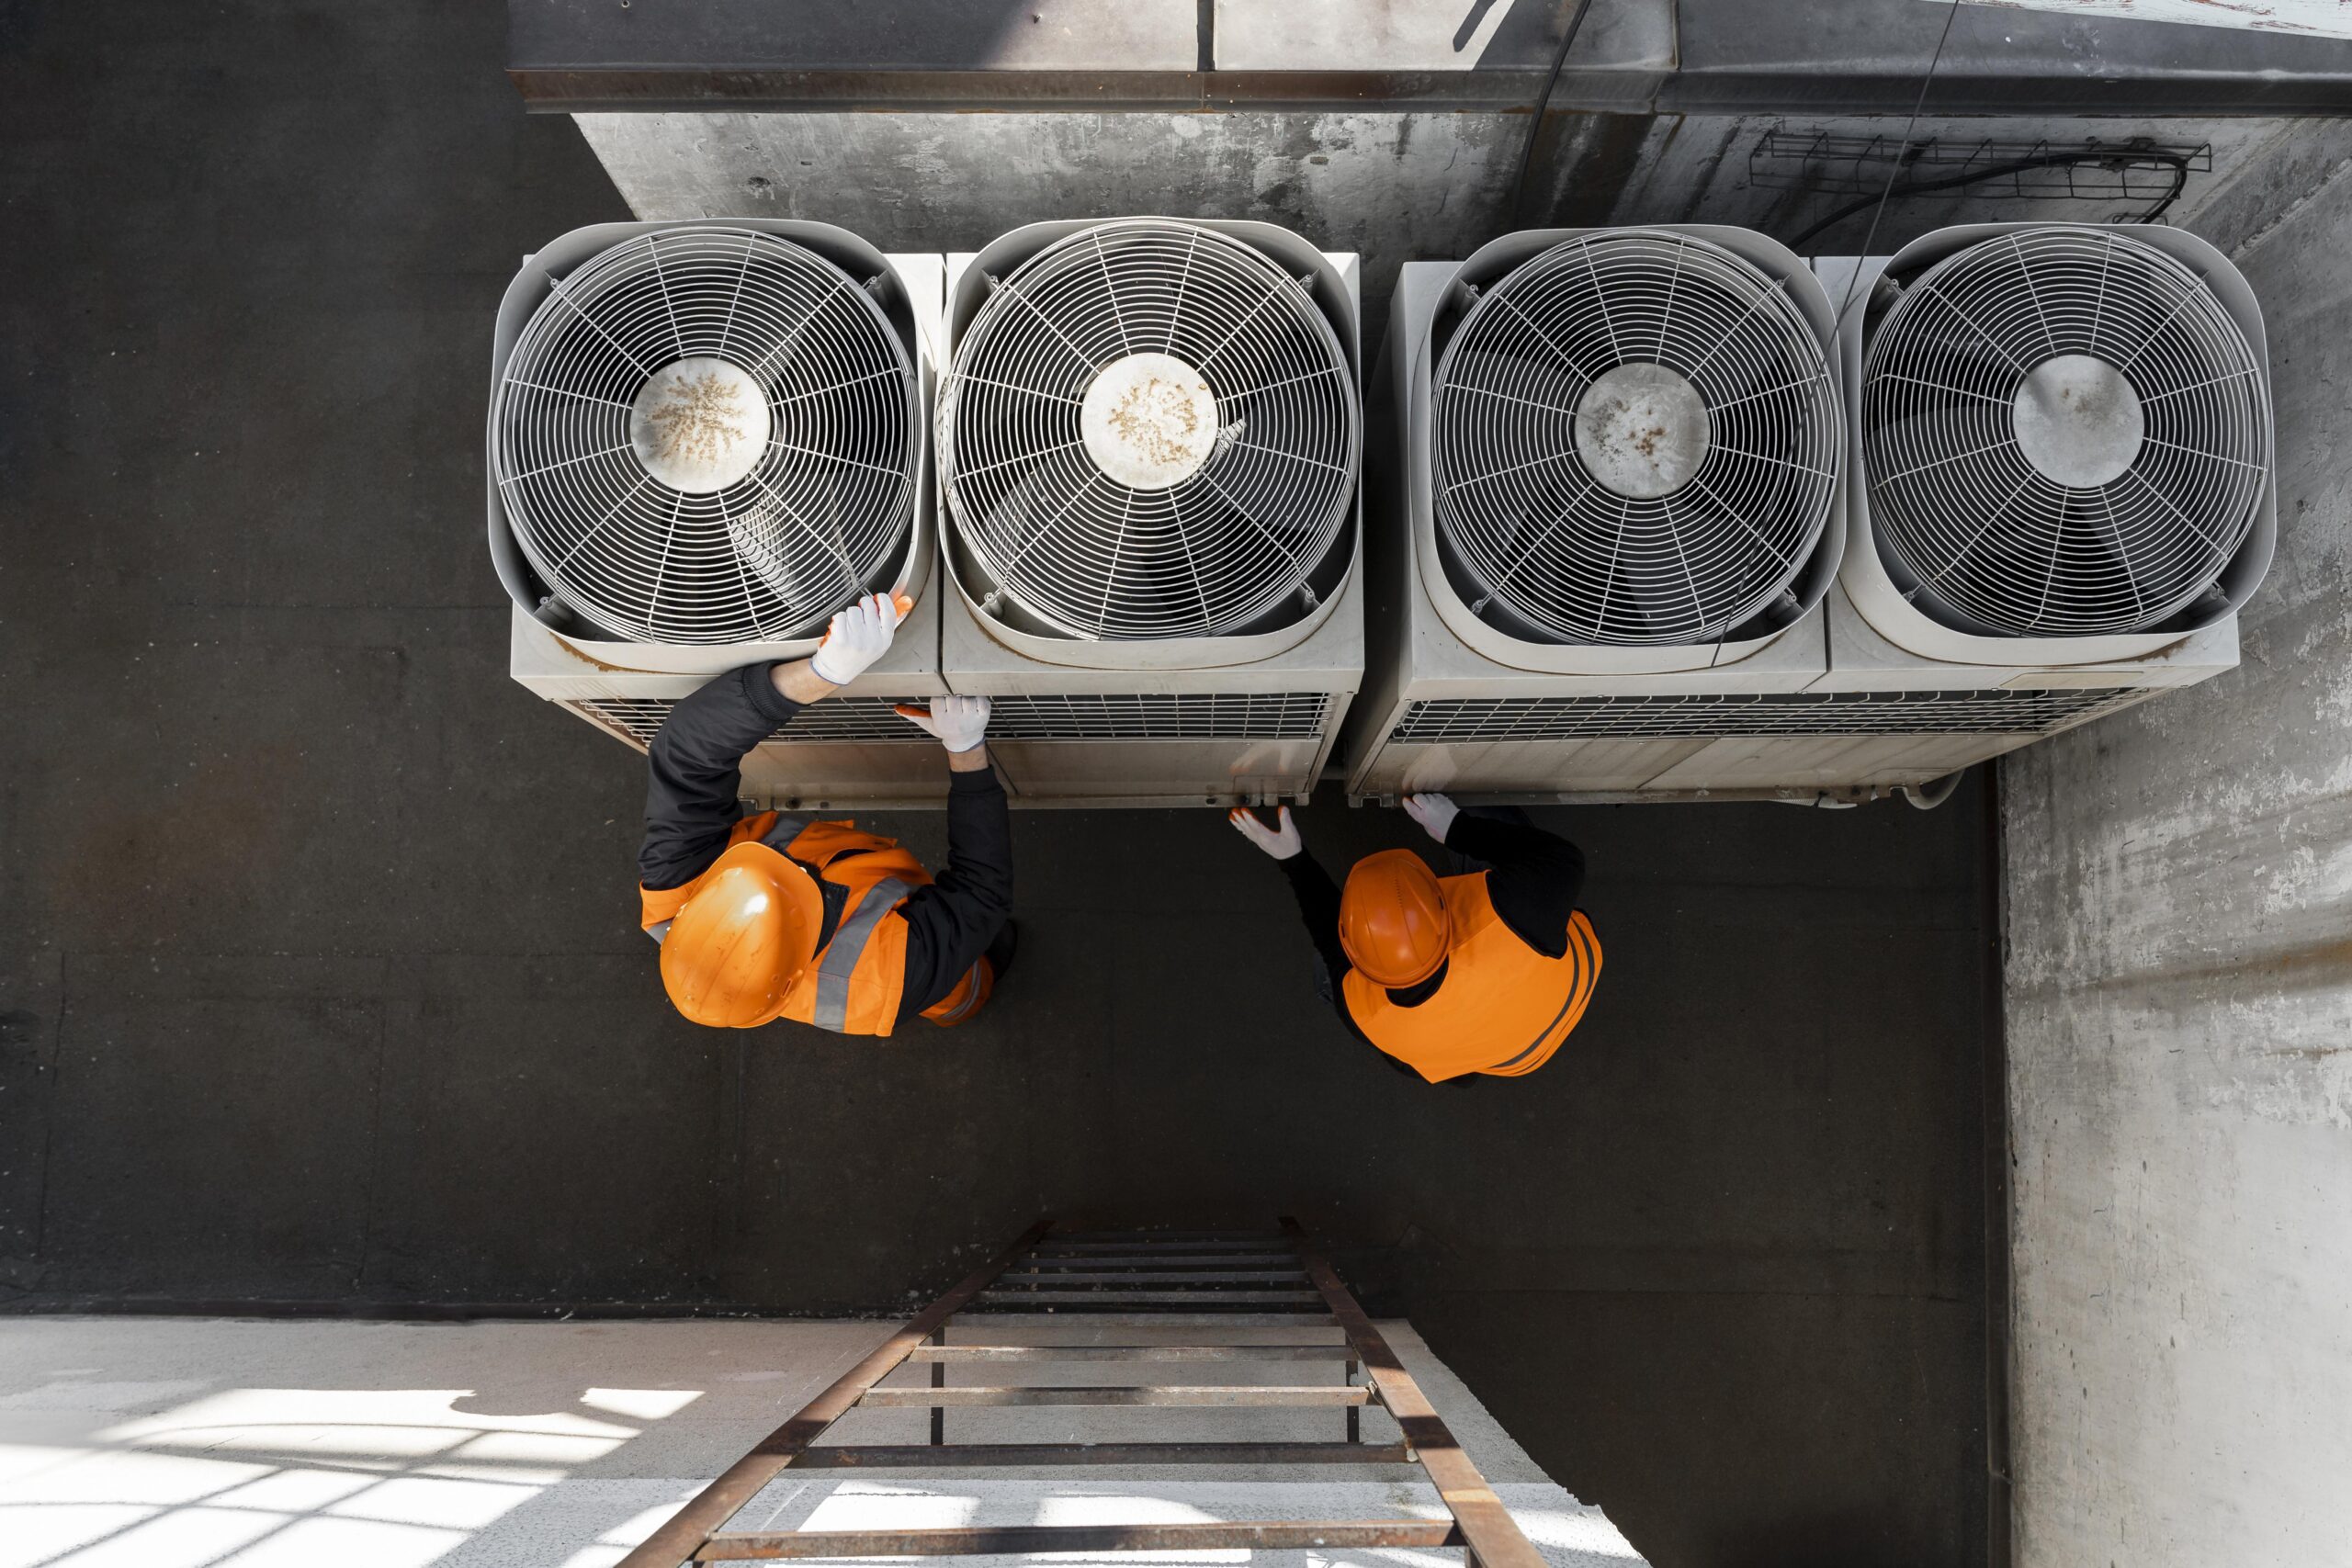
[1339,849,1451,988]
[660,842,826,1029]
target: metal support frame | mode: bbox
[616,1220,1544,1567]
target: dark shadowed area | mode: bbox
[0,5,1991,1565]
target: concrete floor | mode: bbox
[0,1316,1647,1567]
[0,5,1994,1566]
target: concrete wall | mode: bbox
[0,1315,1643,1567]
[2000,124,2352,1568]
[573,108,2317,308]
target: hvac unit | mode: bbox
[935,218,1365,807]
[490,219,953,809]
[1349,226,1850,805]
[1799,221,2274,789]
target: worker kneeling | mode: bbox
[1229,794,1598,1082]
[639,592,1013,1034]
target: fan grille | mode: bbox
[494,228,918,644]
[939,222,1359,640]
[1862,228,2267,637]
[1431,230,1838,647]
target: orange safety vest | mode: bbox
[639,813,937,1036]
[1341,874,1600,1083]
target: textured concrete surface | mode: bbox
[2,4,1996,1567]
[577,107,2312,335]
[0,1315,1645,1567]
[1999,134,2352,1568]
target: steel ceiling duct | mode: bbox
[937,219,1361,643]
[492,225,921,645]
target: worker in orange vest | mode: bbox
[1228,794,1599,1082]
[638,592,1013,1034]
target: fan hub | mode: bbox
[628,357,773,494]
[1573,363,1710,501]
[1080,352,1220,491]
[2010,353,2143,490]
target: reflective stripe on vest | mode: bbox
[1483,913,1600,1072]
[812,877,915,1032]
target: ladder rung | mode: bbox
[1031,1244,1293,1258]
[1018,1252,1301,1267]
[860,1383,1374,1408]
[1044,1231,1283,1244]
[976,1289,1324,1304]
[792,1441,1408,1468]
[993,1270,1309,1285]
[934,1323,1346,1344]
[909,1343,1352,1363]
[697,1519,1459,1558]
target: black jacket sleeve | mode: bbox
[1445,813,1586,957]
[895,765,1015,1014]
[1278,852,1374,1047]
[639,663,802,891]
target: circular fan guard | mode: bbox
[1862,228,2267,638]
[939,221,1360,641]
[1431,230,1838,647]
[494,227,919,644]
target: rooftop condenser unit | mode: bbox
[937,219,1365,806]
[1804,222,2275,785]
[491,220,954,808]
[1350,226,1851,804]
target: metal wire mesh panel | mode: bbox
[573,697,922,746]
[1431,230,1838,646]
[1862,228,2267,637]
[495,228,919,644]
[939,221,1360,640]
[574,693,1332,747]
[988,692,1330,740]
[1390,687,2143,742]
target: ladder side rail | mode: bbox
[1282,1217,1548,1568]
[615,1219,1052,1568]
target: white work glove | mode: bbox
[1228,805,1303,861]
[895,694,991,753]
[1402,792,1459,845]
[808,592,912,686]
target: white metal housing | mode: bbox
[1351,230,2267,803]
[1351,241,1844,805]
[494,220,955,807]
[1836,225,2276,666]
[938,220,1365,807]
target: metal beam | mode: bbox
[695,1520,1462,1558]
[788,1441,1410,1468]
[859,1383,1374,1407]
[1284,1216,1550,1568]
[907,1343,1353,1362]
[614,1220,1051,1568]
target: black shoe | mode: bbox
[985,919,1019,986]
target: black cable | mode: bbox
[1791,151,2192,252]
[1500,0,1596,230]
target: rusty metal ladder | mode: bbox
[617,1218,1545,1567]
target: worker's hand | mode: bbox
[895,694,990,753]
[808,592,914,686]
[1402,792,1459,845]
[1228,805,1303,861]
